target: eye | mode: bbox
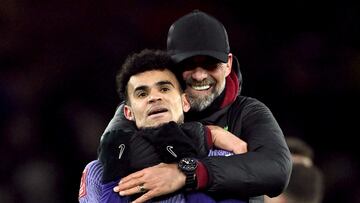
[160,87,170,92]
[136,91,147,98]
[203,62,220,70]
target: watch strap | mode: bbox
[184,169,197,190]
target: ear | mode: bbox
[181,93,191,113]
[224,53,233,77]
[123,105,134,121]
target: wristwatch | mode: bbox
[178,157,198,190]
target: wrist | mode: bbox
[178,157,198,191]
[195,161,209,190]
[204,126,214,149]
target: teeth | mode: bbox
[191,85,210,90]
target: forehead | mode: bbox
[127,69,179,90]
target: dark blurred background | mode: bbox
[1,1,359,203]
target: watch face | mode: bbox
[179,158,197,172]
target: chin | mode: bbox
[147,118,171,128]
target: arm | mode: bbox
[99,129,165,202]
[140,121,209,162]
[116,98,291,200]
[113,122,249,202]
[207,125,247,154]
[99,129,133,183]
[100,121,211,203]
[200,97,292,197]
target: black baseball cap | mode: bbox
[167,10,230,63]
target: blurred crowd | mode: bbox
[1,1,360,203]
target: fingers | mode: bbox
[113,163,182,203]
[114,183,147,197]
[132,191,154,203]
[113,183,153,203]
[113,172,145,195]
[233,141,247,154]
[138,183,148,193]
[113,178,144,195]
[113,178,156,203]
[207,124,248,154]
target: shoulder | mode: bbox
[233,96,271,113]
[229,96,277,129]
[85,160,103,177]
[80,160,103,188]
[103,103,136,135]
[78,160,103,202]
[234,96,266,107]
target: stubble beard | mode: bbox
[187,80,226,112]
[187,92,215,112]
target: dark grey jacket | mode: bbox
[188,95,292,202]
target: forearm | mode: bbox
[202,148,291,197]
[200,127,291,197]
[197,99,292,197]
[206,125,247,154]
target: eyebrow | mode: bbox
[133,80,175,93]
[156,80,175,88]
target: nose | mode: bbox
[147,90,162,103]
[190,67,208,81]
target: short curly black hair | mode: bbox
[116,49,177,101]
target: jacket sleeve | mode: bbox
[141,121,210,162]
[201,98,292,198]
[98,116,163,182]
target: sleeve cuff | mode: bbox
[196,161,209,190]
[204,126,213,149]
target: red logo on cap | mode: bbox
[78,168,87,199]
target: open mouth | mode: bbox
[148,107,168,116]
[187,79,215,91]
[190,84,211,90]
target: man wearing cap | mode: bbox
[79,10,292,203]
[113,10,292,203]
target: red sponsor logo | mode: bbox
[78,168,87,199]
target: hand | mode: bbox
[207,125,248,154]
[113,163,185,203]
[141,121,199,162]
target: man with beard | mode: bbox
[113,10,292,203]
[79,10,292,203]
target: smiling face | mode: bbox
[181,54,232,111]
[123,69,190,129]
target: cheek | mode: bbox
[182,71,191,80]
[212,69,225,83]
[171,97,184,114]
[131,102,145,118]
